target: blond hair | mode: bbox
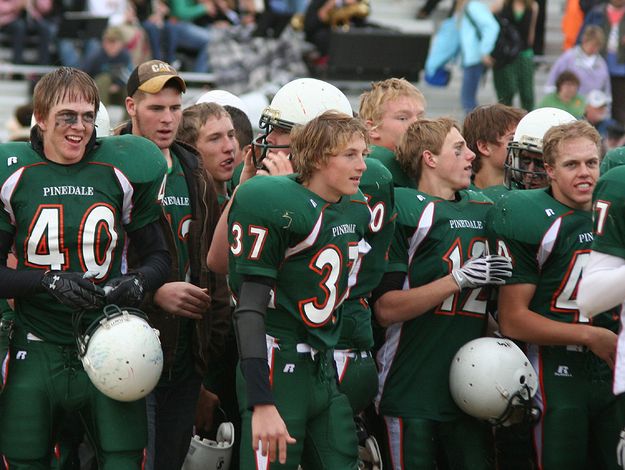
[543,120,600,166]
[397,117,459,184]
[358,78,425,125]
[291,111,369,182]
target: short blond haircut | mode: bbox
[358,78,426,124]
[543,120,600,166]
[33,67,99,123]
[290,111,369,182]
[397,117,459,184]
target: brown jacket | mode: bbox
[116,122,231,380]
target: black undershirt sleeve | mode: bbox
[370,271,406,307]
[0,229,44,298]
[233,276,274,409]
[126,221,171,292]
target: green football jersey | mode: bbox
[592,166,625,260]
[0,135,167,345]
[377,189,493,420]
[163,152,191,281]
[338,158,396,350]
[368,145,416,189]
[160,152,194,384]
[228,174,371,350]
[488,188,618,330]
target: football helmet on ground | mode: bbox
[182,422,235,470]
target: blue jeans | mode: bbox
[2,17,26,64]
[145,373,202,470]
[57,38,99,68]
[461,62,485,115]
[141,20,164,60]
[167,22,212,73]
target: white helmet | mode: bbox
[505,107,576,189]
[79,305,163,402]
[449,337,539,426]
[30,101,112,138]
[196,89,250,120]
[182,422,235,470]
[252,78,353,168]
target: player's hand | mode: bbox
[103,273,146,307]
[153,282,210,320]
[252,404,296,464]
[256,150,293,177]
[41,271,106,310]
[195,386,220,433]
[585,326,617,369]
[239,147,257,185]
[451,254,512,289]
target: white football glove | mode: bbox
[451,254,512,289]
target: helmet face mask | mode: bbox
[504,107,576,190]
[449,337,540,427]
[250,78,353,170]
[505,145,548,190]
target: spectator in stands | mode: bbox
[584,89,620,154]
[546,25,610,98]
[538,70,586,118]
[82,26,134,106]
[0,0,26,64]
[492,0,538,111]
[26,0,59,66]
[5,102,32,142]
[456,0,500,114]
[168,0,216,72]
[580,0,625,125]
[133,0,172,60]
[304,0,368,57]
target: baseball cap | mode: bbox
[127,60,187,97]
[586,89,610,108]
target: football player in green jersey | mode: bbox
[0,67,171,468]
[120,60,228,470]
[463,103,525,197]
[577,141,625,469]
[229,111,370,469]
[491,120,624,469]
[359,77,426,188]
[372,118,512,469]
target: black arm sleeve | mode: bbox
[126,221,171,292]
[370,271,406,307]
[234,278,274,409]
[0,229,44,298]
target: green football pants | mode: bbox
[0,329,147,469]
[237,341,358,469]
[383,414,494,469]
[531,345,625,470]
[334,349,378,414]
